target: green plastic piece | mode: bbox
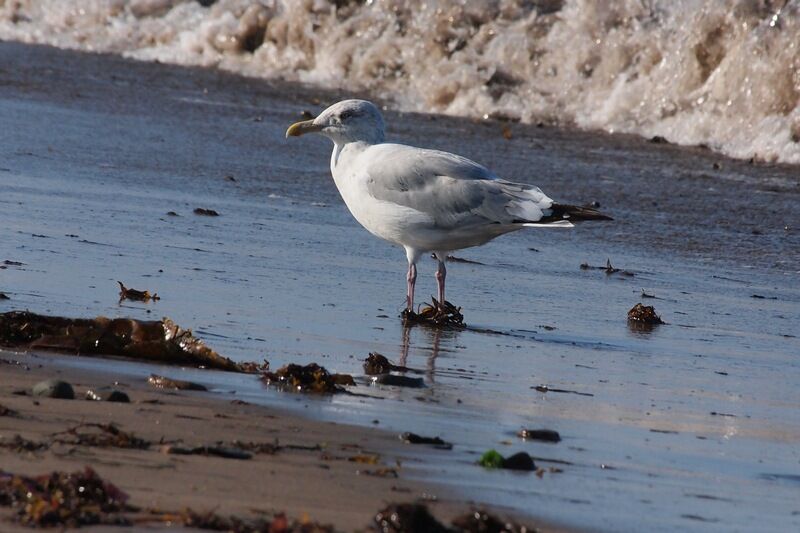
[478,449,505,469]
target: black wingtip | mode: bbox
[551,203,613,222]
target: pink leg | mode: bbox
[406,262,417,311]
[435,258,446,305]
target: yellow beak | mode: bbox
[285,119,323,138]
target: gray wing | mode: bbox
[363,144,553,229]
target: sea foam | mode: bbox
[2,0,798,164]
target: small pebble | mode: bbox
[502,451,536,471]
[374,374,424,388]
[32,379,74,400]
[518,428,561,442]
[85,388,130,403]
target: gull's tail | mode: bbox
[523,220,575,228]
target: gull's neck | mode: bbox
[331,140,374,173]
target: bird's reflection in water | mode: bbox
[398,324,462,383]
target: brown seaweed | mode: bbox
[400,432,452,450]
[451,509,531,532]
[0,467,133,527]
[148,374,208,391]
[0,435,49,453]
[0,403,19,417]
[228,440,281,455]
[402,298,465,329]
[261,363,353,394]
[533,385,594,397]
[627,303,665,325]
[117,281,160,302]
[0,468,339,531]
[193,207,220,216]
[161,445,252,460]
[363,353,410,375]
[53,423,150,450]
[358,468,399,478]
[580,258,635,277]
[239,359,270,373]
[373,503,450,533]
[0,311,250,372]
[152,509,335,532]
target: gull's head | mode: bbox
[285,99,385,145]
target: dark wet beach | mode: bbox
[1,43,799,531]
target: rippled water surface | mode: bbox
[1,44,799,532]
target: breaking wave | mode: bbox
[1,0,798,164]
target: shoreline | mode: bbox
[0,348,567,532]
[1,41,796,275]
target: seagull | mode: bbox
[286,99,610,313]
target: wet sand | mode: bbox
[1,42,799,531]
[0,350,556,532]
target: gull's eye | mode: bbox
[339,110,353,121]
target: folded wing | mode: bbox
[363,144,556,229]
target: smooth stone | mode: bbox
[32,379,74,400]
[517,428,561,442]
[85,388,130,403]
[374,374,424,388]
[502,451,536,471]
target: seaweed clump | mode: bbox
[451,509,531,532]
[154,509,334,532]
[53,423,150,450]
[0,467,133,527]
[117,281,160,302]
[261,363,353,393]
[400,432,453,450]
[627,303,665,326]
[148,374,208,391]
[580,259,635,277]
[0,311,246,372]
[363,353,408,375]
[402,298,464,328]
[0,435,49,453]
[374,503,450,533]
[373,503,533,532]
[0,403,18,417]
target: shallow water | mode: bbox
[1,44,799,532]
